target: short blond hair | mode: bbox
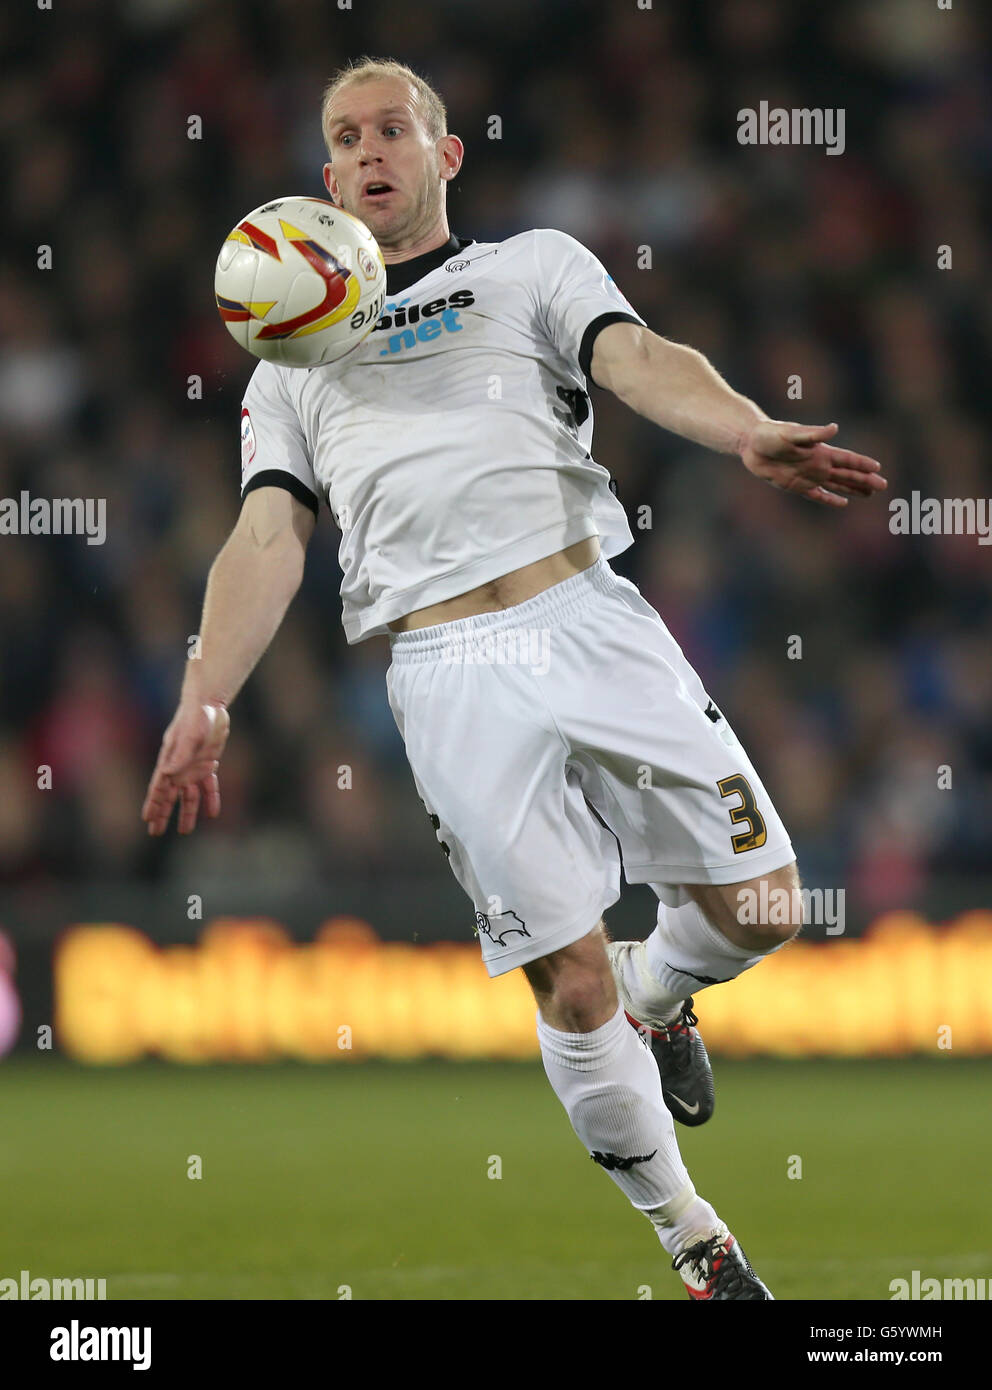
[321,57,448,155]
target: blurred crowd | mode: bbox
[0,0,989,921]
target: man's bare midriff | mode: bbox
[386,536,601,632]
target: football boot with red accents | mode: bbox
[673,1227,774,1301]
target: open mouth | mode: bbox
[363,183,395,200]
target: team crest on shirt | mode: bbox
[445,249,497,272]
[474,909,531,948]
[240,408,256,476]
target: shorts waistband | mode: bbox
[387,554,626,664]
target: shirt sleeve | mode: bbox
[532,229,646,387]
[239,362,321,518]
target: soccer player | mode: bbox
[142,57,886,1299]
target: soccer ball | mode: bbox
[214,196,387,368]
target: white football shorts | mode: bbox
[386,554,795,977]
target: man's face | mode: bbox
[323,78,457,248]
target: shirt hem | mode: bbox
[344,513,633,643]
[623,841,797,886]
[482,890,619,978]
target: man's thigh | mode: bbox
[388,651,622,979]
[556,573,796,893]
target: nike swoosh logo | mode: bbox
[668,1094,701,1116]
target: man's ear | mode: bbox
[437,134,464,183]
[322,162,339,204]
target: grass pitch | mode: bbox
[1,1057,988,1300]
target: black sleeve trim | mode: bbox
[579,311,644,386]
[241,470,320,519]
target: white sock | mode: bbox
[619,900,790,1023]
[537,1003,691,1212]
[644,1190,726,1257]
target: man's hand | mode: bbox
[141,701,231,836]
[740,420,887,508]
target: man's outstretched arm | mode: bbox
[590,322,887,507]
[141,485,316,837]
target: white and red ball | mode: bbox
[214,196,386,368]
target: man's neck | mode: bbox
[379,223,453,264]
[383,231,470,295]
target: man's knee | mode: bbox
[523,922,618,1032]
[690,862,803,952]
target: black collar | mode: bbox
[385,234,474,295]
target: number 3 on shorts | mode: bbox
[716,774,768,853]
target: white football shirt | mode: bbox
[239,227,645,642]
